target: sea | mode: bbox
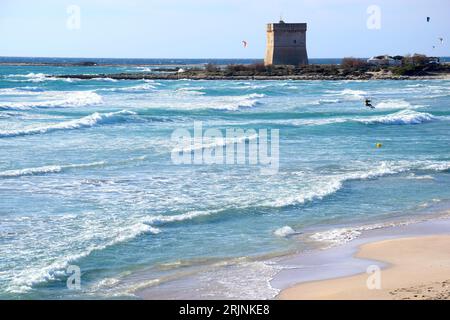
[0,57,449,299]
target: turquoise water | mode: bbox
[0,65,449,299]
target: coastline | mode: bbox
[278,235,450,300]
[2,60,448,81]
[270,211,450,300]
[51,72,450,81]
[133,210,450,300]
[273,210,450,300]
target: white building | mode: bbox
[367,55,402,66]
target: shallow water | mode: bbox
[0,64,449,299]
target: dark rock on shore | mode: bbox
[53,71,450,81]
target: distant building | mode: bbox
[426,56,440,64]
[264,21,308,66]
[367,55,402,66]
[368,54,441,66]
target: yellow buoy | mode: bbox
[375,143,383,148]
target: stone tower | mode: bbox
[264,21,308,66]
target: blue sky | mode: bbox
[0,0,449,58]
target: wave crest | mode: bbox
[0,162,106,178]
[357,110,437,125]
[0,91,103,110]
[0,110,136,138]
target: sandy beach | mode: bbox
[278,235,450,300]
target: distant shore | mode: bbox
[3,60,450,80]
[278,235,450,300]
[52,72,450,81]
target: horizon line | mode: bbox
[2,55,448,61]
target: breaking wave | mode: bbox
[176,87,206,95]
[3,159,449,293]
[97,82,159,92]
[5,73,58,83]
[0,91,103,110]
[357,110,438,125]
[0,110,136,138]
[137,160,450,232]
[144,210,219,225]
[260,110,442,127]
[0,87,43,96]
[6,221,159,293]
[264,160,450,208]
[91,77,118,82]
[215,93,265,111]
[0,162,106,178]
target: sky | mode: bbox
[0,0,449,59]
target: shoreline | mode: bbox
[134,210,450,300]
[274,211,450,300]
[3,61,449,80]
[51,73,450,81]
[278,235,450,300]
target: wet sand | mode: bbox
[278,235,450,300]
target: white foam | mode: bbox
[136,67,152,72]
[173,133,258,153]
[310,227,363,245]
[374,100,415,110]
[99,83,156,92]
[6,221,159,293]
[216,94,265,111]
[317,99,340,105]
[136,162,409,231]
[404,173,435,180]
[144,210,218,225]
[190,260,281,300]
[0,165,63,178]
[269,178,343,208]
[282,118,348,126]
[0,91,103,110]
[357,110,437,125]
[421,161,450,171]
[91,77,118,82]
[0,110,136,138]
[176,87,206,96]
[0,88,40,96]
[274,226,296,237]
[310,220,419,247]
[124,91,265,111]
[266,160,450,209]
[0,161,105,178]
[336,89,367,100]
[5,73,58,83]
